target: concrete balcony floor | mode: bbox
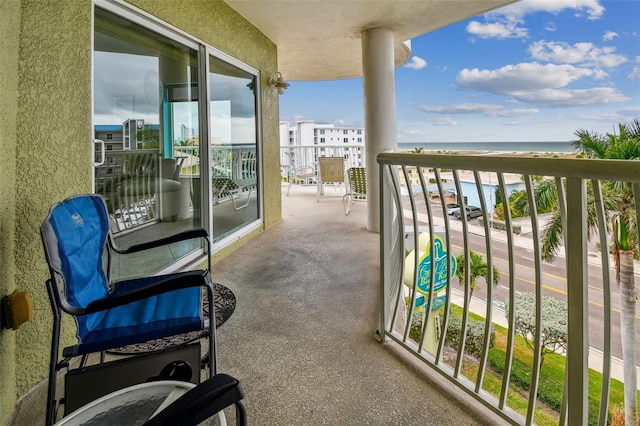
[11,185,496,425]
[211,185,495,425]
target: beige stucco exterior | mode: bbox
[0,0,279,422]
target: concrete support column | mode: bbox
[362,27,397,232]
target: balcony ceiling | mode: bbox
[223,0,519,81]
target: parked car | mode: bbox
[446,203,459,215]
[453,206,483,220]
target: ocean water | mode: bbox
[398,141,574,153]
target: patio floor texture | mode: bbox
[210,186,496,425]
[10,186,498,425]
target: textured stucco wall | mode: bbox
[0,0,21,423]
[13,0,94,403]
[4,0,280,416]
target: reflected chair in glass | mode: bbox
[41,194,245,425]
[317,157,346,201]
[343,167,367,215]
[211,149,257,210]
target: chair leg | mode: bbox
[230,187,252,210]
[343,194,352,215]
[46,339,59,426]
[206,282,217,377]
[46,284,61,426]
[235,400,248,426]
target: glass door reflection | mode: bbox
[209,56,259,242]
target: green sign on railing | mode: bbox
[413,235,456,294]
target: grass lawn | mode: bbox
[442,305,639,425]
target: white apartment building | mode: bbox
[279,120,366,167]
[279,120,365,147]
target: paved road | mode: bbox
[404,200,640,364]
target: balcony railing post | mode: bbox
[378,163,390,341]
[565,177,589,424]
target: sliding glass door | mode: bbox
[93,4,261,278]
[209,55,259,242]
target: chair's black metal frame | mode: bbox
[41,195,246,425]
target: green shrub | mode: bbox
[409,311,423,340]
[487,348,601,425]
[478,217,521,234]
[446,314,495,357]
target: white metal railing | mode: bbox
[280,144,366,189]
[94,150,161,231]
[377,152,640,425]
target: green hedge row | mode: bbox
[487,347,601,425]
[409,309,495,357]
[446,313,495,357]
[478,217,522,235]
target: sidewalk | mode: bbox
[404,208,640,388]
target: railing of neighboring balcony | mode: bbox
[377,152,640,425]
[280,144,366,189]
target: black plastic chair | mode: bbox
[41,194,245,425]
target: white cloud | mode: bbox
[404,56,427,70]
[496,108,540,117]
[493,0,605,20]
[420,103,502,114]
[457,62,594,93]
[603,31,618,41]
[591,69,609,80]
[456,62,629,107]
[544,22,557,32]
[629,67,640,80]
[401,129,427,137]
[469,0,606,41]
[528,41,627,68]
[419,103,538,118]
[513,87,629,107]
[571,111,640,124]
[426,117,458,126]
[466,21,528,39]
[617,106,640,117]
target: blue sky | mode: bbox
[279,0,640,143]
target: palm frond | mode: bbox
[533,178,559,213]
[541,209,564,262]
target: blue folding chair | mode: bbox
[41,194,245,425]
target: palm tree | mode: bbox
[455,250,500,299]
[538,118,639,425]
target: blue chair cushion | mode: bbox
[76,277,203,355]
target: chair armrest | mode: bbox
[111,229,210,255]
[142,374,245,426]
[80,270,210,315]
